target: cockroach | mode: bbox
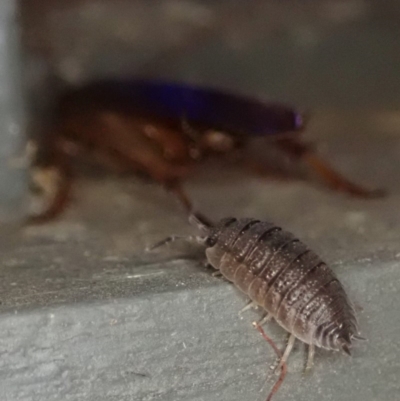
[149,212,365,372]
[28,79,383,223]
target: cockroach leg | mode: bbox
[26,167,72,225]
[242,159,295,182]
[276,138,385,198]
[239,301,259,316]
[165,181,193,212]
[181,116,202,143]
[253,322,287,401]
[275,333,296,374]
[303,152,385,198]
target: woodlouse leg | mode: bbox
[253,322,287,401]
[238,301,259,316]
[211,271,223,278]
[305,344,315,372]
[275,334,296,374]
[189,212,214,232]
[276,138,385,198]
[238,301,272,325]
[258,313,273,326]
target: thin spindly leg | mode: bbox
[276,138,385,199]
[275,334,296,374]
[239,301,272,326]
[258,313,272,326]
[165,181,193,213]
[303,152,384,198]
[241,158,296,182]
[305,344,315,372]
[239,301,259,316]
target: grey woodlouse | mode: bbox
[150,213,365,370]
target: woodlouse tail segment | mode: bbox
[335,331,354,356]
[352,334,367,341]
[339,340,352,356]
[343,345,352,356]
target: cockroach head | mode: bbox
[295,111,310,131]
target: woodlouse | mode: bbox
[150,213,365,370]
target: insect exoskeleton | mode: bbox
[150,212,365,371]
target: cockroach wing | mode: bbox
[91,79,304,137]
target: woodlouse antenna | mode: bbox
[146,235,192,252]
[188,211,214,233]
[253,321,287,401]
[146,233,207,252]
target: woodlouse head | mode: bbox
[188,214,236,245]
[205,217,238,247]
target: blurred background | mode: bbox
[0,1,399,401]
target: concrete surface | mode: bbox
[1,112,400,401]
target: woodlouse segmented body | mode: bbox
[204,217,359,356]
[151,213,364,370]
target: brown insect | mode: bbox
[28,80,383,223]
[150,213,364,372]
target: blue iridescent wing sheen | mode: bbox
[84,79,303,137]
